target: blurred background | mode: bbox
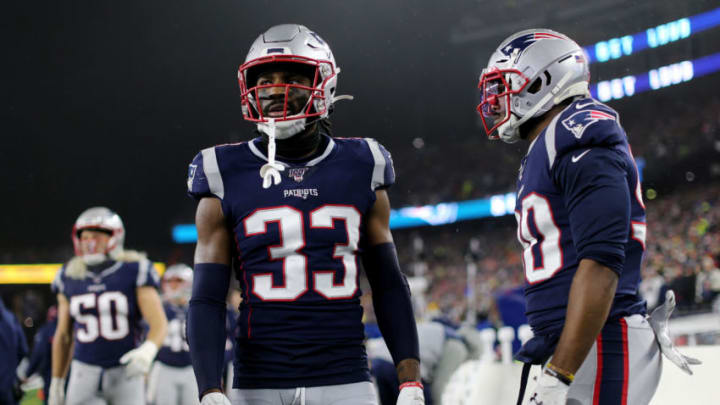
[4,0,720,402]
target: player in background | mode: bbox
[477,29,701,405]
[0,294,28,405]
[368,321,472,405]
[23,306,58,405]
[48,207,168,405]
[147,264,199,405]
[223,290,241,398]
[187,24,423,405]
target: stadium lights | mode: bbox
[591,51,720,102]
[171,192,518,242]
[583,6,720,64]
[0,263,167,284]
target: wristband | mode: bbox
[545,362,574,385]
[399,381,424,390]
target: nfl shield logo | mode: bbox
[288,167,309,183]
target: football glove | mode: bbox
[648,290,702,375]
[119,341,158,377]
[48,377,65,405]
[397,382,424,405]
[200,392,232,405]
[528,371,569,405]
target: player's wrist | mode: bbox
[399,381,424,390]
[137,340,159,359]
[544,362,574,386]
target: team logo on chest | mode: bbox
[288,167,310,183]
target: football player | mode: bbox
[476,29,700,405]
[147,264,199,405]
[49,207,168,405]
[186,24,424,405]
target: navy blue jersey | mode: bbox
[0,297,27,395]
[515,98,646,336]
[26,319,56,396]
[51,259,160,368]
[187,133,394,388]
[156,302,191,367]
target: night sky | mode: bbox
[5,0,717,262]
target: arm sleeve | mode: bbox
[364,139,396,190]
[51,267,65,295]
[553,147,630,275]
[136,260,161,289]
[362,242,419,364]
[187,148,225,200]
[187,263,231,397]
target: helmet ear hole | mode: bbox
[527,78,543,94]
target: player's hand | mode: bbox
[528,371,569,405]
[119,341,159,377]
[396,382,424,405]
[200,392,232,405]
[48,377,66,405]
[648,290,702,375]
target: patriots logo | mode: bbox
[500,32,564,57]
[561,110,616,139]
[288,167,309,183]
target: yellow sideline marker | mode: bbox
[0,263,166,284]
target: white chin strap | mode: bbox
[257,116,306,140]
[82,253,107,265]
[258,118,285,189]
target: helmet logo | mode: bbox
[500,32,565,58]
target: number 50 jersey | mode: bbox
[51,258,160,367]
[515,98,647,337]
[188,133,394,389]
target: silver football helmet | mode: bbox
[477,29,590,143]
[238,24,347,139]
[162,263,193,304]
[72,207,125,264]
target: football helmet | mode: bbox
[72,207,124,264]
[162,263,193,304]
[477,29,590,143]
[238,24,346,139]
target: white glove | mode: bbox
[48,377,65,405]
[528,371,569,405]
[648,290,702,375]
[396,382,424,405]
[200,392,232,405]
[119,341,158,377]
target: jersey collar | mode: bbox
[248,135,336,167]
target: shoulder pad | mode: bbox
[545,98,626,169]
[51,265,66,295]
[363,138,395,190]
[187,147,225,200]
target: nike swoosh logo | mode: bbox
[575,101,595,109]
[571,149,591,163]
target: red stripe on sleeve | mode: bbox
[620,318,629,405]
[593,334,604,405]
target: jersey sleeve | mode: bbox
[547,100,627,169]
[51,266,65,295]
[363,138,395,190]
[552,146,630,275]
[136,260,161,289]
[187,147,225,200]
